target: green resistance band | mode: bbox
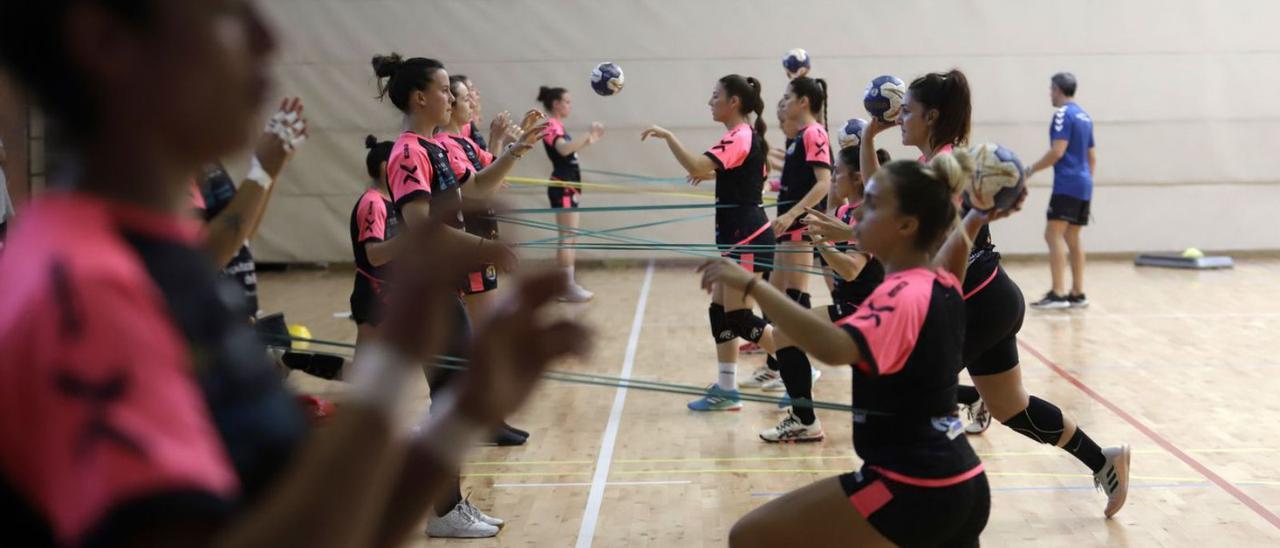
[496,215,825,276]
[270,336,880,415]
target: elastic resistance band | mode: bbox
[505,202,730,215]
[496,215,794,274]
[506,175,785,206]
[579,168,688,184]
[496,215,824,276]
[521,211,715,246]
[270,337,882,415]
[514,243,821,254]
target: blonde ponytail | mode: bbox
[927,148,974,198]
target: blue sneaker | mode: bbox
[777,394,791,409]
[687,384,743,412]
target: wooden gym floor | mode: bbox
[267,257,1280,547]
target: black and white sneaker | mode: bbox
[1030,292,1071,310]
[760,410,824,443]
[1094,445,1131,518]
[962,399,992,434]
[1068,293,1090,308]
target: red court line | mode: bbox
[1018,340,1280,530]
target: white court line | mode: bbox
[1032,311,1280,320]
[496,480,691,489]
[575,260,655,548]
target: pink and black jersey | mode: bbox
[829,202,884,306]
[443,133,495,172]
[349,188,398,317]
[442,133,501,241]
[461,120,489,152]
[704,123,775,271]
[834,267,981,484]
[541,118,580,181]
[777,122,832,217]
[704,123,770,211]
[387,131,471,229]
[0,193,306,547]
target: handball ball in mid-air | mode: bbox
[863,75,906,123]
[782,48,811,76]
[591,62,625,96]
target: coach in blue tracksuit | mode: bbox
[1026,72,1095,310]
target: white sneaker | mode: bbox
[760,410,824,443]
[559,283,595,303]
[760,367,820,392]
[1094,445,1131,518]
[962,399,992,434]
[760,376,786,392]
[740,366,780,388]
[426,503,500,538]
[461,497,504,528]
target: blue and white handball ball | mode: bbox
[591,62,624,96]
[863,75,906,123]
[968,143,1026,211]
[837,118,869,150]
[782,48,810,75]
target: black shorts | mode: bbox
[775,217,809,243]
[1047,194,1090,226]
[548,178,581,209]
[963,267,1025,376]
[839,466,990,547]
[717,215,775,274]
[463,209,500,241]
[350,282,384,327]
[826,301,857,322]
[462,264,499,295]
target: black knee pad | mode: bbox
[785,288,812,309]
[725,309,767,343]
[1000,395,1066,445]
[709,303,735,343]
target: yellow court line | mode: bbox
[461,468,1280,486]
[463,470,594,478]
[465,456,850,467]
[467,459,595,466]
[463,447,1280,467]
[981,447,1280,457]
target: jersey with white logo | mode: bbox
[1049,102,1095,200]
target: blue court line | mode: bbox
[749,481,1272,497]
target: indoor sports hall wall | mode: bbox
[250,0,1280,263]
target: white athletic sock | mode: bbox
[717,362,737,391]
[563,266,575,284]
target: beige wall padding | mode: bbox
[249,0,1280,262]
